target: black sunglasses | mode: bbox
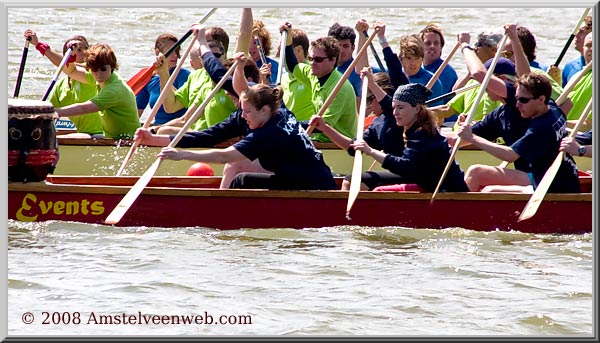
[308,55,329,63]
[516,96,538,104]
[89,65,108,72]
[213,52,223,59]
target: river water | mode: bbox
[5,6,595,338]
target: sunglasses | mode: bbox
[501,50,514,58]
[516,96,538,104]
[212,52,223,59]
[89,65,109,72]
[308,55,330,63]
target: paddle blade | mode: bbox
[518,152,565,222]
[346,151,363,220]
[104,158,162,225]
[127,66,156,96]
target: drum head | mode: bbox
[8,99,57,119]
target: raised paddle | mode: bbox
[126,7,217,95]
[306,28,379,136]
[116,37,197,176]
[14,37,31,98]
[362,30,385,72]
[346,73,369,220]
[553,7,590,67]
[41,47,74,101]
[517,97,593,222]
[104,60,239,225]
[430,34,509,203]
[425,41,461,90]
[253,29,268,65]
[275,30,287,85]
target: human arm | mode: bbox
[54,101,100,118]
[560,136,591,157]
[308,115,353,150]
[280,22,297,73]
[354,19,370,74]
[457,122,520,162]
[158,145,246,164]
[233,52,250,95]
[134,128,172,146]
[350,139,386,164]
[504,24,530,77]
[452,72,471,91]
[376,21,409,88]
[153,53,184,113]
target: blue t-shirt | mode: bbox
[471,81,532,173]
[136,67,191,125]
[408,68,445,108]
[530,60,548,72]
[337,57,361,96]
[423,57,458,100]
[562,55,585,87]
[381,124,469,192]
[381,46,409,89]
[575,129,592,145]
[256,56,280,85]
[511,103,580,193]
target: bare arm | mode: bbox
[158,145,247,164]
[457,123,520,162]
[54,101,100,117]
[308,115,353,150]
[458,32,507,99]
[354,19,369,74]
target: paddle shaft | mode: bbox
[104,61,239,225]
[425,82,478,105]
[553,8,590,67]
[14,38,31,98]
[362,31,385,71]
[431,34,509,202]
[425,41,461,90]
[116,37,197,176]
[276,30,287,85]
[346,75,370,219]
[517,97,593,222]
[306,28,379,136]
[41,47,74,101]
[254,34,268,65]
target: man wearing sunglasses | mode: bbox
[280,22,357,143]
[454,25,579,193]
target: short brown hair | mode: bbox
[155,33,179,58]
[419,24,445,48]
[311,36,340,63]
[399,34,424,59]
[86,43,118,71]
[516,73,551,104]
[252,20,273,56]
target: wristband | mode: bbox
[36,41,50,56]
[65,54,77,67]
[379,36,388,45]
[461,43,474,53]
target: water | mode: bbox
[5,6,594,337]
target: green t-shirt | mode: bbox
[293,63,357,142]
[531,67,563,101]
[49,76,103,135]
[567,69,592,121]
[448,79,502,124]
[281,66,314,121]
[89,71,141,139]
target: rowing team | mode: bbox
[21,9,592,194]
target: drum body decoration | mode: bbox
[8,99,59,182]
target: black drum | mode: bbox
[8,99,59,182]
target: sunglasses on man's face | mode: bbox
[89,66,109,72]
[212,52,223,59]
[308,55,330,63]
[516,96,538,104]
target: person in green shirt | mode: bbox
[279,28,314,121]
[54,43,140,139]
[562,32,593,131]
[280,22,358,143]
[23,29,103,136]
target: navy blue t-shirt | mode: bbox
[381,124,469,192]
[575,130,592,145]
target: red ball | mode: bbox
[186,162,214,176]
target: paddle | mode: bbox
[346,73,369,220]
[553,7,590,67]
[430,34,509,203]
[424,82,478,105]
[362,30,385,71]
[13,37,31,98]
[306,28,379,136]
[126,7,217,95]
[425,40,461,90]
[517,97,592,222]
[275,30,287,85]
[116,37,197,176]
[253,29,268,65]
[104,60,239,225]
[41,47,74,101]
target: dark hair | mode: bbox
[373,72,395,96]
[516,73,551,104]
[399,34,424,59]
[419,24,445,48]
[243,59,260,84]
[241,84,284,114]
[582,15,593,34]
[252,20,273,56]
[62,35,89,55]
[86,43,118,71]
[516,26,537,63]
[208,40,224,55]
[291,28,309,58]
[155,33,180,58]
[474,32,502,48]
[328,23,356,46]
[414,105,439,136]
[311,36,340,64]
[207,26,229,55]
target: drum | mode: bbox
[8,99,59,182]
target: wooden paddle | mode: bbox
[306,28,379,136]
[275,30,287,85]
[41,47,74,101]
[346,73,369,220]
[425,40,461,90]
[517,97,592,222]
[553,7,590,67]
[126,7,217,95]
[13,37,31,98]
[116,37,197,176]
[430,34,509,203]
[424,82,478,105]
[104,60,239,225]
[362,30,385,71]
